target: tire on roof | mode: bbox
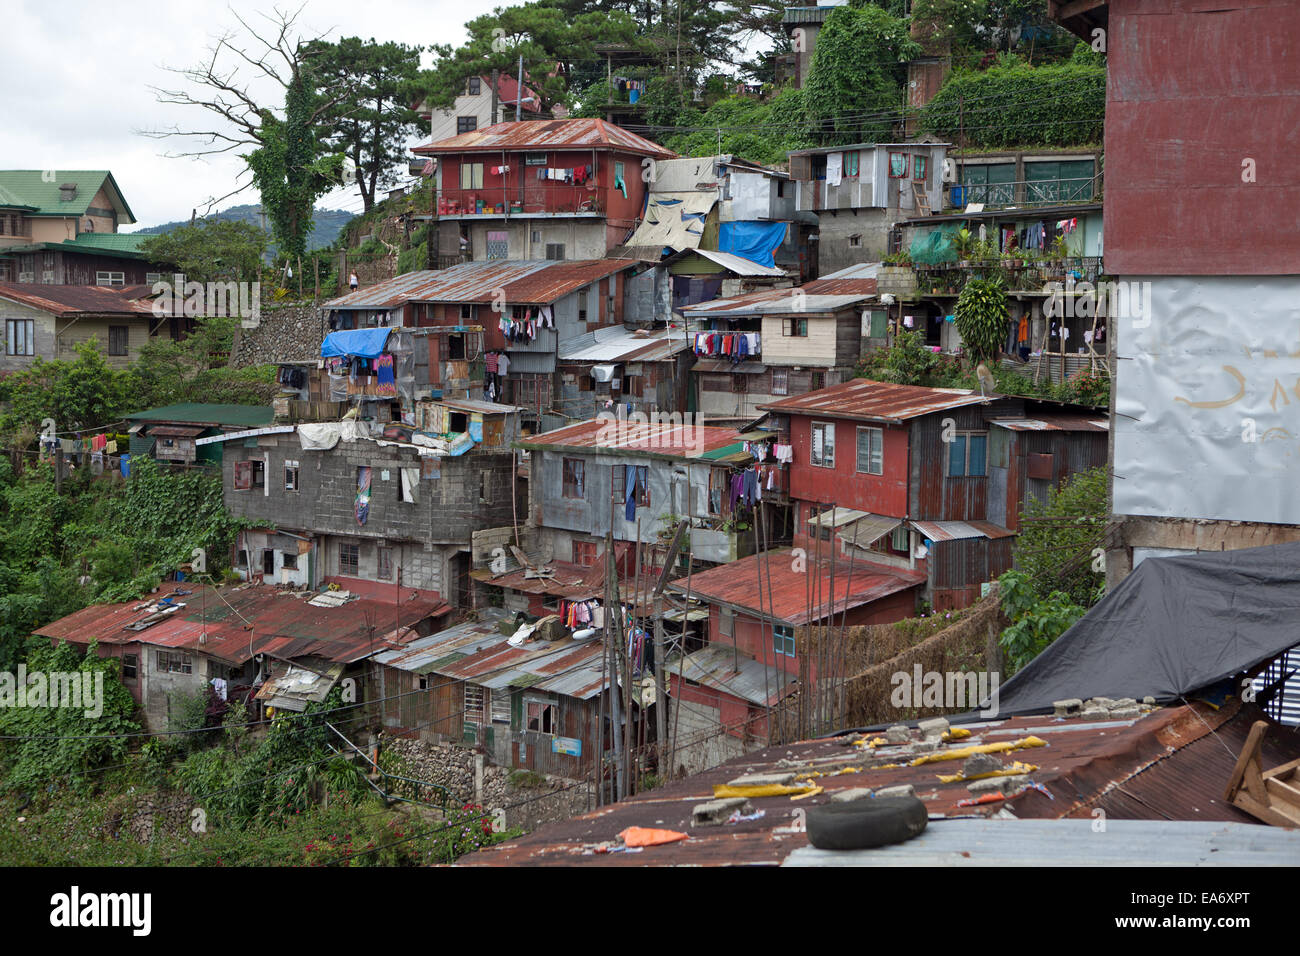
[805,796,928,851]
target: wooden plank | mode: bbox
[1223,720,1269,802]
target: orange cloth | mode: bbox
[1017,316,1029,343]
[619,826,688,848]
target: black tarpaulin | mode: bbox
[996,542,1300,715]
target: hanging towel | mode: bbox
[355,467,372,526]
[625,465,638,521]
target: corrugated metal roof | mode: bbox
[681,281,875,317]
[667,644,796,707]
[437,636,607,699]
[144,424,207,438]
[371,608,513,673]
[784,818,1300,867]
[911,519,1015,542]
[324,259,631,310]
[518,419,745,459]
[692,249,789,277]
[668,548,926,625]
[0,170,135,222]
[413,118,676,159]
[759,379,986,424]
[990,416,1109,432]
[457,700,1292,867]
[693,358,767,374]
[819,262,881,281]
[0,282,154,315]
[558,325,691,364]
[436,397,523,415]
[471,561,603,600]
[37,582,451,666]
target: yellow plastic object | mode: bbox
[936,761,1039,783]
[713,784,816,799]
[910,736,1047,767]
[790,786,824,801]
[942,727,972,742]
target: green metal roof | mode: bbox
[781,6,836,26]
[0,231,153,261]
[124,403,274,427]
[0,184,37,211]
[0,171,136,224]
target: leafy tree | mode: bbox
[311,37,426,213]
[954,276,1010,364]
[997,569,1085,674]
[661,87,811,165]
[802,4,919,144]
[0,343,135,435]
[1009,465,1107,608]
[137,220,267,284]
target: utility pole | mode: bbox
[515,53,524,122]
[490,68,499,124]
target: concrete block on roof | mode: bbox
[1109,706,1141,719]
[830,787,874,803]
[962,752,1003,778]
[967,774,1029,795]
[885,724,911,744]
[1053,698,1083,717]
[875,784,916,799]
[918,716,949,741]
[692,797,751,827]
[726,771,796,788]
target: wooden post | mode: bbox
[313,256,319,300]
[654,593,666,770]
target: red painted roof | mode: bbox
[37,581,451,666]
[759,379,986,424]
[669,549,925,625]
[414,118,676,159]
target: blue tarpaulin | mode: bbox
[321,327,391,359]
[717,221,788,269]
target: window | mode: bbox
[947,432,988,477]
[486,230,508,259]
[856,427,883,475]
[811,422,835,468]
[339,543,360,576]
[526,699,556,734]
[156,650,192,674]
[95,271,124,287]
[233,460,253,490]
[284,460,299,491]
[774,625,796,658]
[491,688,511,724]
[891,525,909,552]
[889,152,908,178]
[545,243,565,260]
[562,458,585,498]
[577,290,587,322]
[108,325,129,356]
[613,464,649,508]
[459,161,484,189]
[467,77,481,95]
[782,317,808,337]
[524,152,547,167]
[848,235,862,248]
[465,684,486,725]
[843,151,859,178]
[811,371,826,391]
[122,654,138,680]
[771,368,788,395]
[459,304,477,321]
[709,466,730,515]
[776,179,786,197]
[912,154,928,182]
[282,550,298,570]
[145,272,164,284]
[6,319,34,356]
[377,547,393,580]
[572,539,598,567]
[614,160,625,186]
[457,116,478,135]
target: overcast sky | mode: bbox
[2,0,508,229]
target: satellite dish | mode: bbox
[341,156,358,186]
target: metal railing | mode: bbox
[948,174,1101,209]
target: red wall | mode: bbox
[1104,0,1300,274]
[438,149,649,229]
[786,414,910,516]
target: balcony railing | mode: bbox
[947,174,1101,210]
[914,256,1104,295]
[437,187,605,217]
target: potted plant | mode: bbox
[954,227,974,267]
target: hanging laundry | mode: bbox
[374,354,397,396]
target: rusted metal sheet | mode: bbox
[37,582,451,666]
[0,282,154,315]
[325,259,632,311]
[911,519,1014,543]
[458,700,1285,866]
[667,548,926,625]
[761,379,986,425]
[518,419,744,459]
[413,118,677,159]
[1101,0,1300,274]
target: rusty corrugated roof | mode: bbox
[759,379,987,424]
[0,282,154,315]
[518,419,744,459]
[413,118,676,159]
[456,699,1291,867]
[668,549,926,625]
[37,582,451,666]
[324,259,632,310]
[990,415,1109,432]
[911,520,1015,543]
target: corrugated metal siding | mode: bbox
[910,409,989,521]
[929,536,1014,610]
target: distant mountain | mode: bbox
[135,204,355,253]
